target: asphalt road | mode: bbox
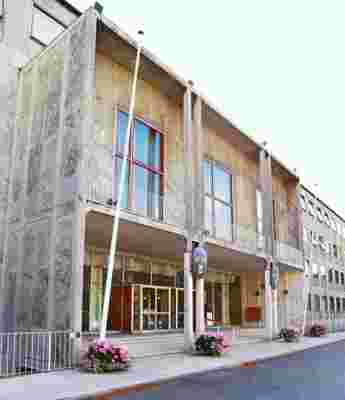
[84,340,345,400]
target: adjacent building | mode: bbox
[300,186,345,326]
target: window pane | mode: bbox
[149,132,161,170]
[214,200,231,239]
[115,157,129,208]
[203,160,212,194]
[213,165,231,203]
[116,111,129,154]
[32,7,64,46]
[133,165,148,215]
[133,166,162,218]
[134,120,150,164]
[205,196,213,234]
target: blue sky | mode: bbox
[70,0,345,216]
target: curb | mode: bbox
[59,335,345,400]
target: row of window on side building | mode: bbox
[308,294,345,314]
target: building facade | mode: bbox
[300,186,345,327]
[0,1,322,350]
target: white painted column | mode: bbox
[272,288,278,335]
[265,268,273,340]
[283,272,289,328]
[184,249,194,350]
[195,277,205,335]
[183,81,195,351]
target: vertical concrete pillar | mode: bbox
[272,288,278,335]
[183,82,194,351]
[259,148,275,339]
[283,272,289,328]
[195,277,205,335]
[265,267,273,340]
[193,95,205,337]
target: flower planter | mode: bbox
[309,324,327,337]
[81,339,131,374]
[195,333,231,357]
[279,328,300,343]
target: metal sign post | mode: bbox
[99,31,144,340]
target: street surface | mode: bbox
[82,340,345,399]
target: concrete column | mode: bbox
[183,82,194,351]
[265,268,273,340]
[195,277,205,335]
[272,288,278,335]
[283,272,289,328]
[184,248,194,350]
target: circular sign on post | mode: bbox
[192,244,208,277]
[270,261,279,290]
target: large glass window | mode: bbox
[204,159,233,240]
[31,6,65,46]
[115,111,164,219]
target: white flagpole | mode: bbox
[99,30,144,340]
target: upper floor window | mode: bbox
[312,263,319,279]
[304,259,310,276]
[324,212,331,227]
[328,269,333,283]
[303,227,308,242]
[114,111,164,219]
[300,195,307,211]
[333,244,338,259]
[204,159,233,240]
[341,272,345,286]
[316,207,323,222]
[330,217,337,232]
[308,200,316,217]
[0,0,3,18]
[335,270,340,284]
[31,5,65,46]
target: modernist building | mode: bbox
[300,186,345,325]
[0,1,319,354]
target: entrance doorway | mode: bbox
[230,275,242,325]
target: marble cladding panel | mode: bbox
[45,38,66,139]
[54,217,73,330]
[39,138,57,214]
[25,144,42,219]
[6,226,20,274]
[0,206,5,265]
[31,266,49,330]
[0,65,18,159]
[64,17,89,112]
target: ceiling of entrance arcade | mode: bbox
[85,211,186,262]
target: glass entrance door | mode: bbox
[142,286,170,330]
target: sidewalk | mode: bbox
[1,332,345,400]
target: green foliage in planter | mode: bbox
[195,333,230,356]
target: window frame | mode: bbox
[30,4,67,47]
[0,0,4,18]
[204,158,234,240]
[114,109,165,217]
